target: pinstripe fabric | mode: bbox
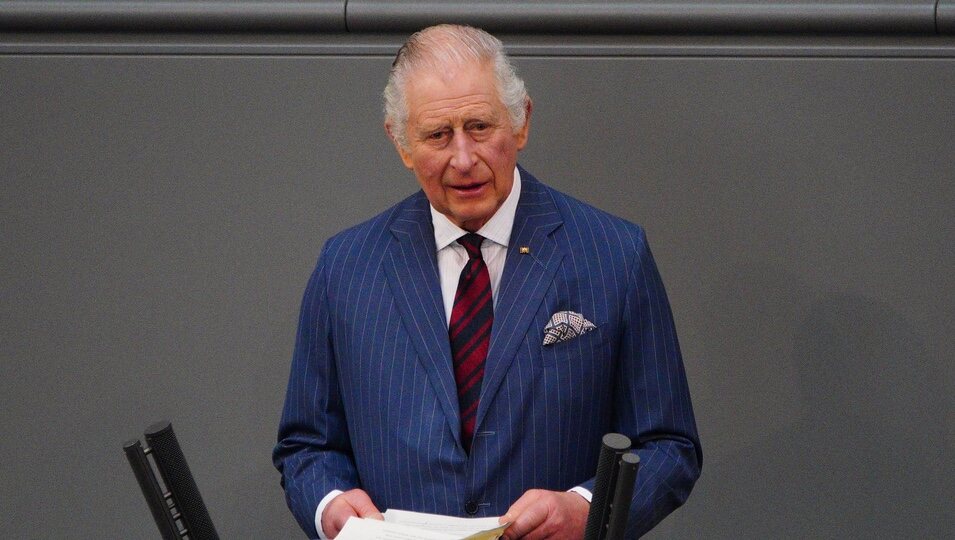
[274,167,701,538]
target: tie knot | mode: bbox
[457,233,485,259]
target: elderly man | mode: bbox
[274,24,701,539]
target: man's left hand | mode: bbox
[500,489,589,539]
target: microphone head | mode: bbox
[602,433,631,451]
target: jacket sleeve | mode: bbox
[580,227,702,537]
[273,249,359,537]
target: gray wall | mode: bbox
[2,5,954,538]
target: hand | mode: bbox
[321,488,383,539]
[500,489,589,540]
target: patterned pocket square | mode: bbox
[542,311,597,346]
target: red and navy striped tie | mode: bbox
[449,233,493,453]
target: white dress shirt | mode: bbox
[431,167,521,324]
[315,168,588,539]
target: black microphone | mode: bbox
[145,421,220,540]
[583,433,632,540]
[605,452,640,540]
[123,438,181,540]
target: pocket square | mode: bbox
[542,311,596,346]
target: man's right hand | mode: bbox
[321,489,383,539]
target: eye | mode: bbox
[427,130,448,141]
[468,121,490,132]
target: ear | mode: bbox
[514,98,533,150]
[385,121,414,170]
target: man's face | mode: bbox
[389,60,530,232]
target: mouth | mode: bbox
[448,181,488,196]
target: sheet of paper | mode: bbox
[459,522,511,540]
[383,509,504,536]
[335,516,459,540]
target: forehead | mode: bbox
[404,60,505,124]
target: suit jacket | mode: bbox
[274,167,701,538]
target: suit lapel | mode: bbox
[476,170,564,431]
[384,193,461,447]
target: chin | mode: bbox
[455,209,491,225]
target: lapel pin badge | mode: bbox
[519,246,530,254]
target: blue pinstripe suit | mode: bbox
[274,167,701,538]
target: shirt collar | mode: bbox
[431,166,521,251]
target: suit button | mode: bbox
[465,500,478,515]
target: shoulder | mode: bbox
[318,190,425,267]
[522,167,649,254]
[322,191,424,258]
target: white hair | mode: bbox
[383,24,529,149]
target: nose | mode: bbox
[448,129,477,173]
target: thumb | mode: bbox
[350,493,384,520]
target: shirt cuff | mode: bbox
[315,489,344,540]
[568,486,593,503]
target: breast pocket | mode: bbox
[539,323,610,368]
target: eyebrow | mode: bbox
[416,122,450,134]
[417,110,498,130]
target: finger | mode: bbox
[508,502,550,540]
[324,497,359,538]
[344,489,384,520]
[524,492,589,540]
[502,491,549,540]
[501,489,542,525]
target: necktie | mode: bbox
[449,233,493,452]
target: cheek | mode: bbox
[412,157,448,197]
[490,136,519,164]
[412,152,446,178]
